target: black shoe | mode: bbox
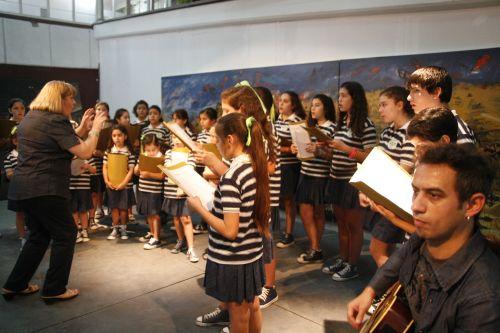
[276,233,294,248]
[332,263,359,281]
[321,256,346,274]
[195,307,230,327]
[259,286,278,309]
[297,249,324,264]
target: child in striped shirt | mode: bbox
[323,82,377,281]
[140,105,171,150]
[275,91,307,249]
[135,134,164,250]
[70,157,96,243]
[291,94,336,264]
[103,125,136,241]
[4,127,26,249]
[359,86,415,268]
[162,134,198,262]
[172,109,197,140]
[188,112,269,333]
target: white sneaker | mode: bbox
[143,238,161,250]
[76,232,83,243]
[81,229,90,242]
[95,209,103,219]
[107,228,118,240]
[120,227,129,240]
[139,232,153,243]
[187,249,199,263]
[220,327,229,333]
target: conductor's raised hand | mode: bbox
[93,109,108,130]
[80,108,95,129]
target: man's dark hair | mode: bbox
[419,144,495,205]
[407,66,452,103]
[407,107,457,143]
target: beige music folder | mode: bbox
[158,162,216,211]
[138,154,164,173]
[107,153,129,187]
[163,122,198,151]
[302,125,332,142]
[349,147,413,222]
[203,143,222,160]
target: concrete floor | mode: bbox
[0,201,376,333]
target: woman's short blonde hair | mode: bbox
[29,80,77,114]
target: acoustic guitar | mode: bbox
[360,282,414,333]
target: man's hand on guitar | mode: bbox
[347,286,376,330]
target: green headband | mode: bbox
[234,80,275,123]
[245,116,256,146]
[10,126,17,136]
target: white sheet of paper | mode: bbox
[349,147,413,221]
[289,123,314,160]
[71,158,86,176]
[158,163,216,211]
[164,122,198,151]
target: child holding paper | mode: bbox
[103,125,136,241]
[188,112,269,333]
[322,82,377,281]
[360,87,415,268]
[172,109,197,140]
[4,126,26,249]
[291,94,336,264]
[135,134,164,249]
[162,134,198,262]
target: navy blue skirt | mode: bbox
[204,256,265,304]
[107,188,136,210]
[162,198,189,217]
[90,175,105,193]
[295,174,327,205]
[324,178,360,209]
[70,189,93,213]
[137,191,163,216]
[280,163,300,197]
[7,199,22,212]
[368,210,405,244]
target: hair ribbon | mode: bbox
[245,117,255,146]
[235,80,275,123]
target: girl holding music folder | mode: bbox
[359,87,415,268]
[322,82,377,282]
[103,125,136,241]
[162,134,198,262]
[141,105,171,149]
[134,134,164,249]
[274,91,306,249]
[188,112,269,333]
[291,94,336,264]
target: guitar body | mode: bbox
[360,282,414,333]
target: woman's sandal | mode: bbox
[2,284,40,301]
[41,288,79,305]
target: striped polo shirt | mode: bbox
[268,128,281,207]
[330,119,377,180]
[275,113,303,165]
[103,146,136,188]
[208,153,263,265]
[163,149,196,199]
[141,123,171,148]
[89,156,104,176]
[379,121,415,168]
[3,149,18,173]
[138,151,164,194]
[300,120,336,178]
[69,159,92,190]
[451,110,476,145]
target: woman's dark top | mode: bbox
[8,110,80,201]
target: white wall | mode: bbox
[94,0,500,115]
[0,18,98,69]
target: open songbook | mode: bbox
[289,121,314,160]
[301,126,332,142]
[163,122,198,151]
[157,162,216,211]
[349,147,413,222]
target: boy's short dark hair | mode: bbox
[419,144,495,204]
[407,66,452,103]
[407,107,457,143]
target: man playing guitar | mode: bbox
[348,144,500,332]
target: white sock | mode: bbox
[120,225,127,230]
